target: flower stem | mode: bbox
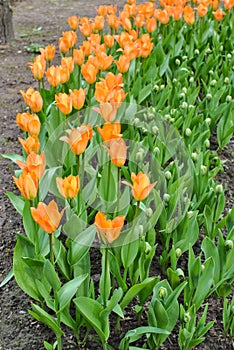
[77,155,80,175]
[103,246,109,308]
[106,160,111,211]
[49,233,54,265]
[123,201,140,284]
[116,167,121,214]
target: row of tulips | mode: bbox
[3,0,234,349]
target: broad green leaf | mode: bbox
[29,303,63,336]
[6,191,25,216]
[39,167,60,201]
[0,267,14,288]
[43,259,61,292]
[193,257,214,310]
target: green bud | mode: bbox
[182,87,187,94]
[173,78,177,83]
[134,117,140,125]
[205,117,211,125]
[225,240,233,250]
[201,264,205,271]
[138,225,144,236]
[227,53,231,59]
[170,108,176,115]
[176,248,182,258]
[224,77,229,84]
[175,58,180,66]
[184,312,191,323]
[165,114,171,121]
[182,55,188,60]
[154,84,159,91]
[158,287,168,299]
[216,184,223,194]
[182,101,188,109]
[165,171,172,180]
[189,77,194,83]
[205,139,210,148]
[209,69,214,75]
[152,125,159,135]
[185,128,192,136]
[194,49,199,55]
[187,211,194,218]
[180,92,185,99]
[136,151,143,162]
[210,79,216,86]
[160,84,165,90]
[145,242,152,254]
[154,147,160,155]
[163,193,170,203]
[146,207,153,217]
[206,93,212,100]
[226,95,232,102]
[192,152,197,161]
[201,165,207,175]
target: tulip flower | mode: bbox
[55,93,73,115]
[20,88,43,113]
[197,5,208,17]
[16,151,46,179]
[13,171,38,200]
[92,15,105,31]
[123,172,157,201]
[73,48,85,66]
[104,139,127,167]
[93,102,118,122]
[56,175,80,199]
[96,53,113,71]
[61,57,74,74]
[69,88,86,110]
[213,8,225,21]
[40,45,56,62]
[115,55,130,73]
[18,135,40,154]
[31,200,65,234]
[68,16,79,31]
[61,30,77,48]
[60,124,93,155]
[96,122,122,143]
[94,212,125,244]
[46,65,61,87]
[29,54,46,80]
[16,112,41,135]
[184,6,195,25]
[145,17,156,33]
[81,61,99,84]
[104,34,115,48]
[58,64,70,84]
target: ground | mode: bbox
[0,1,233,349]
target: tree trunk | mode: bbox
[0,0,14,44]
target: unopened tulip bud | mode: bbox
[158,287,167,299]
[206,93,212,100]
[210,80,216,86]
[225,240,233,250]
[145,242,152,254]
[180,93,185,99]
[182,87,187,94]
[205,118,211,125]
[201,165,207,175]
[182,55,187,60]
[189,77,194,83]
[201,264,205,271]
[134,117,140,125]
[206,48,211,54]
[138,225,144,236]
[154,84,159,91]
[184,312,191,323]
[194,49,199,55]
[220,45,223,51]
[226,95,232,102]
[205,139,210,148]
[224,77,229,84]
[176,248,182,258]
[154,147,160,155]
[146,207,153,217]
[185,128,192,136]
[165,171,171,180]
[216,184,223,194]
[227,53,231,59]
[165,114,171,121]
[136,151,143,162]
[182,102,188,109]
[187,211,194,218]
[152,125,159,135]
[173,78,177,83]
[160,84,165,90]
[209,70,214,75]
[163,193,170,203]
[175,59,180,66]
[192,152,197,161]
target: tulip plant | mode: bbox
[2,0,234,349]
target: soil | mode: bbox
[0,1,233,349]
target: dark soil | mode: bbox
[0,1,233,349]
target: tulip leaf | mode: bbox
[39,167,60,201]
[1,153,25,163]
[98,162,117,204]
[6,191,25,216]
[43,259,61,292]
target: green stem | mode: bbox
[57,335,62,350]
[106,160,111,212]
[77,65,81,89]
[77,155,80,175]
[103,246,109,308]
[116,167,121,214]
[81,152,85,188]
[123,201,140,283]
[38,80,41,92]
[49,233,54,265]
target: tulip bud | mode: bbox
[180,92,185,99]
[205,139,210,148]
[173,78,177,83]
[201,264,205,271]
[206,48,211,54]
[187,211,194,218]
[165,171,171,180]
[184,312,191,323]
[205,118,211,125]
[154,147,160,155]
[220,45,223,51]
[152,125,159,135]
[182,102,188,109]
[182,55,187,61]
[138,225,144,236]
[227,53,231,59]
[226,95,232,102]
[224,77,229,84]
[225,240,233,250]
[145,242,152,254]
[134,117,140,125]
[209,70,214,75]
[185,128,192,136]
[210,80,217,86]
[175,248,182,258]
[189,77,194,83]
[160,84,165,90]
[194,49,199,55]
[175,58,180,66]
[201,165,207,175]
[158,287,167,299]
[146,207,153,217]
[182,87,187,94]
[154,84,159,91]
[191,152,197,161]
[216,184,223,194]
[136,151,143,162]
[163,193,170,203]
[206,93,212,100]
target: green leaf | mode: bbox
[122,326,170,344]
[0,267,14,288]
[100,288,123,319]
[29,303,63,336]
[193,257,214,310]
[53,237,70,280]
[58,274,88,312]
[155,42,165,65]
[138,84,152,104]
[121,238,139,269]
[39,167,60,201]
[74,297,108,343]
[6,192,25,215]
[1,153,25,163]
[98,162,117,204]
[43,260,61,292]
[23,200,36,242]
[201,237,220,284]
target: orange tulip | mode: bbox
[104,34,115,48]
[106,5,117,15]
[107,14,120,30]
[96,122,122,143]
[61,31,77,48]
[96,5,108,16]
[61,57,74,74]
[123,172,157,201]
[56,175,80,199]
[20,88,43,113]
[40,45,56,62]
[213,8,225,21]
[96,53,113,71]
[13,171,38,200]
[46,65,61,87]
[80,21,92,37]
[197,4,208,17]
[121,16,132,31]
[223,0,234,10]
[184,6,195,25]
[58,37,69,55]
[94,212,125,244]
[18,135,40,154]
[145,17,157,33]
[55,93,73,115]
[58,65,70,84]
[16,151,46,179]
[81,61,99,84]
[68,16,79,31]
[135,14,145,28]
[115,55,130,73]
[69,88,86,110]
[105,139,127,167]
[92,15,105,31]
[16,112,40,135]
[154,9,169,24]
[60,124,93,155]
[29,54,46,80]
[73,48,85,65]
[93,102,118,122]
[31,200,65,234]
[80,41,92,57]
[108,89,127,104]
